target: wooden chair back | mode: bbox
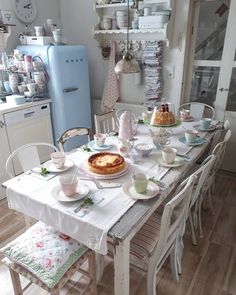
[57,127,91,152]
[94,111,116,134]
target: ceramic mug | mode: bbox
[59,175,78,197]
[51,152,66,169]
[162,147,177,164]
[132,173,149,194]
[185,129,198,143]
[200,118,211,130]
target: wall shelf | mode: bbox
[93,0,175,51]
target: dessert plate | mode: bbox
[80,161,130,180]
[52,183,89,202]
[179,136,207,146]
[123,181,159,200]
[88,140,113,151]
[43,159,74,173]
[156,156,186,168]
[194,124,216,132]
[148,119,181,128]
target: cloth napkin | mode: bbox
[101,42,119,112]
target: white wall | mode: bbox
[59,0,190,108]
[0,0,61,53]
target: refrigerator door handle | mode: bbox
[63,87,79,93]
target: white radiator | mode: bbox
[92,99,148,118]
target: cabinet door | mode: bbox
[0,114,11,200]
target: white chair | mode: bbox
[5,142,59,228]
[187,154,216,244]
[1,221,97,295]
[5,142,59,178]
[127,175,196,295]
[205,129,232,212]
[94,111,116,134]
[57,127,91,152]
[179,102,215,120]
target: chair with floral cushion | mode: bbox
[0,221,97,295]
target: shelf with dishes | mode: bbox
[93,0,175,48]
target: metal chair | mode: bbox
[128,176,196,295]
[94,111,116,134]
[5,142,59,228]
[179,102,215,120]
[5,142,59,178]
[57,127,92,152]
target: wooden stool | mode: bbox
[1,222,97,295]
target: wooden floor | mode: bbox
[0,171,236,295]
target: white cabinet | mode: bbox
[93,0,175,47]
[0,100,53,199]
[0,114,11,200]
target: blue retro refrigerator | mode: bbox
[18,45,92,151]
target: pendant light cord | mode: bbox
[127,0,129,51]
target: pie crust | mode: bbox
[87,152,125,175]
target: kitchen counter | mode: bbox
[0,98,52,114]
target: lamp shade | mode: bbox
[114,51,140,74]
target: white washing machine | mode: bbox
[4,103,54,175]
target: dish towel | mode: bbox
[101,42,119,112]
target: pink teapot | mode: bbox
[118,111,134,141]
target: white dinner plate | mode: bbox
[43,159,74,173]
[156,155,186,168]
[80,161,130,180]
[179,136,207,146]
[123,181,159,200]
[51,183,89,202]
[88,140,113,151]
[194,124,216,132]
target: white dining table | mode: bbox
[2,120,219,295]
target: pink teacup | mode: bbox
[59,175,78,197]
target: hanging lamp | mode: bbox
[114,0,140,74]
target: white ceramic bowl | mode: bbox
[135,143,153,157]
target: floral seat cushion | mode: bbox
[0,221,88,288]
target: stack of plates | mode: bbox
[116,10,128,29]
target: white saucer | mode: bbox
[51,183,89,202]
[88,140,113,151]
[194,124,216,132]
[157,156,186,168]
[80,161,130,180]
[44,159,74,173]
[123,181,159,200]
[179,136,207,146]
[181,116,194,122]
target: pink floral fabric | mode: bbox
[0,222,88,288]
